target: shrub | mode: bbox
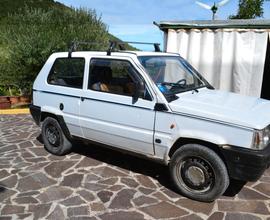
[0,7,109,95]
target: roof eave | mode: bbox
[154,20,270,30]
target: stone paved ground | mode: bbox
[0,114,270,220]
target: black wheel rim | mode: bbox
[45,124,60,147]
[176,156,215,193]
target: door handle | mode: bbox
[81,97,85,102]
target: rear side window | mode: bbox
[47,58,85,88]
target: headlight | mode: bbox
[252,125,270,150]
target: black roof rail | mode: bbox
[127,41,161,52]
[113,41,161,52]
[107,41,128,55]
[68,41,106,58]
[68,40,161,57]
[107,41,115,56]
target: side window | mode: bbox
[47,58,85,89]
[88,59,150,99]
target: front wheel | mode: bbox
[169,144,229,202]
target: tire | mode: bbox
[41,117,72,156]
[169,144,229,202]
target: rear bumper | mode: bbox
[29,104,41,126]
[220,144,270,182]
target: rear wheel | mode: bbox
[42,117,72,155]
[169,144,229,202]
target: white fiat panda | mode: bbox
[30,42,270,202]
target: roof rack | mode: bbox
[68,40,161,57]
[68,41,106,58]
[107,41,161,55]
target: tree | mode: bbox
[0,7,109,95]
[230,0,264,19]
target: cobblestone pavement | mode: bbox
[0,114,270,220]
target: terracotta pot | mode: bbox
[19,96,31,104]
[9,96,20,105]
[0,101,11,109]
[0,96,8,102]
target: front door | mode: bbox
[79,58,156,155]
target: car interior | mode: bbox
[89,65,135,96]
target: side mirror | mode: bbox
[133,81,145,103]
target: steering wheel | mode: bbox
[176,79,187,86]
[169,79,187,92]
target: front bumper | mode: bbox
[220,144,270,182]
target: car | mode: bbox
[30,41,270,202]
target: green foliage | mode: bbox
[0,85,21,96]
[0,7,109,94]
[0,0,68,18]
[0,86,7,96]
[230,0,264,19]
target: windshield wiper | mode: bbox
[164,93,179,102]
[161,82,187,90]
[161,82,178,86]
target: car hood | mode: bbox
[169,88,270,129]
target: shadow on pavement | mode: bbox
[71,140,244,198]
[0,185,6,193]
[36,133,244,198]
[37,134,43,144]
[72,140,173,188]
[224,179,246,196]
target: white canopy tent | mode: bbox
[155,20,270,98]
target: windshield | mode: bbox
[138,56,210,96]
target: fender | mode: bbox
[175,129,227,146]
[41,106,64,117]
[39,106,73,142]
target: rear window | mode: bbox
[47,58,85,89]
